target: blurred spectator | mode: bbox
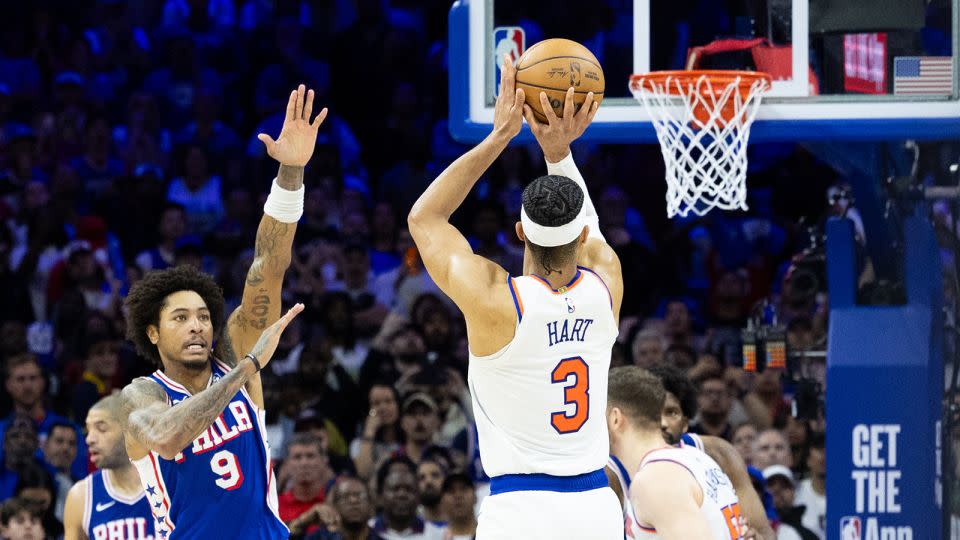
[416,458,446,525]
[135,203,186,272]
[663,343,696,371]
[297,335,364,442]
[292,410,356,476]
[0,496,45,540]
[361,321,427,393]
[370,201,401,275]
[321,292,368,379]
[70,330,120,423]
[399,393,441,464]
[329,244,390,336]
[12,463,61,538]
[732,423,759,466]
[794,434,826,539]
[166,144,225,234]
[69,116,124,202]
[279,433,335,532]
[689,373,734,440]
[629,328,665,368]
[1,354,88,480]
[40,422,76,519]
[303,476,377,540]
[754,429,794,470]
[763,465,820,540]
[440,473,477,540]
[0,414,41,500]
[372,456,444,540]
[350,384,402,480]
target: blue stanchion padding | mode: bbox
[826,216,942,539]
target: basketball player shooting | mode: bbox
[408,55,623,539]
[117,84,324,539]
[607,367,746,539]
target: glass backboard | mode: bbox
[449,0,960,142]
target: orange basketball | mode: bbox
[515,38,605,123]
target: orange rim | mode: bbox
[630,70,772,96]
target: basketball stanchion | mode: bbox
[630,70,771,218]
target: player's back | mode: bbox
[634,446,745,539]
[469,266,616,476]
[84,470,154,540]
[130,360,288,540]
[469,267,623,539]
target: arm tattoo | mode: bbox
[276,164,305,190]
[123,368,253,457]
[251,220,290,277]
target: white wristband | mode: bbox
[263,179,304,223]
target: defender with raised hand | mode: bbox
[408,56,622,539]
[118,84,324,540]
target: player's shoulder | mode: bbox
[66,475,91,503]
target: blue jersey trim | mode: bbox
[489,468,607,495]
[609,455,631,489]
[507,276,523,322]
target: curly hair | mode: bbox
[521,175,585,275]
[124,265,225,367]
[648,363,699,420]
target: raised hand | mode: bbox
[257,85,328,167]
[247,303,305,369]
[492,54,525,140]
[523,86,599,162]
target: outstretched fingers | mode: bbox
[303,88,315,121]
[294,84,305,122]
[311,107,328,130]
[284,89,298,123]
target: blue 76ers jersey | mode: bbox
[83,470,155,540]
[131,359,288,539]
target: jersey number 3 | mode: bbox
[211,450,244,490]
[722,503,745,539]
[550,357,589,434]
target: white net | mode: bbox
[630,73,769,218]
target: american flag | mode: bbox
[893,56,954,95]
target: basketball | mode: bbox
[515,38,605,123]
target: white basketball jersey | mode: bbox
[609,434,706,539]
[468,267,616,477]
[633,446,745,539]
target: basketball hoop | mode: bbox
[630,70,772,218]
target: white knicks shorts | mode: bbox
[476,486,623,539]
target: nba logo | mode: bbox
[493,27,525,95]
[565,297,576,313]
[840,516,861,540]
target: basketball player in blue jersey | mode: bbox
[605,365,774,540]
[408,55,623,539]
[118,84,323,540]
[64,396,154,540]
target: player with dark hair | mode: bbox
[63,395,154,540]
[606,366,745,539]
[118,85,323,539]
[408,54,622,538]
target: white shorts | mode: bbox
[476,486,623,540]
